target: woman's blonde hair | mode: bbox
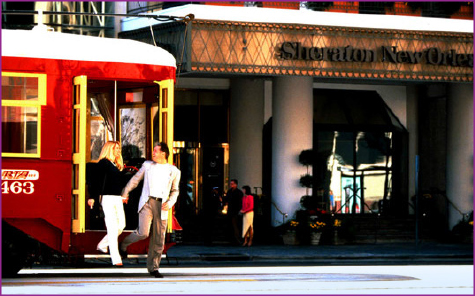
[99,141,124,171]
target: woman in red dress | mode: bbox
[240,185,254,246]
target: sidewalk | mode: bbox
[163,242,474,266]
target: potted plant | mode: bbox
[309,220,326,245]
[282,220,300,245]
[299,174,313,188]
[332,218,345,245]
[451,211,473,244]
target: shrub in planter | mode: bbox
[299,174,313,188]
[298,149,314,166]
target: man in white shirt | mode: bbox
[120,142,181,278]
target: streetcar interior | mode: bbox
[85,79,165,231]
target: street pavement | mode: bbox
[10,242,473,294]
[8,265,474,294]
[113,241,473,267]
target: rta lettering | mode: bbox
[2,170,30,180]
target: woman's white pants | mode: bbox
[97,195,126,265]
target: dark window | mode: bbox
[313,89,408,215]
[174,90,229,144]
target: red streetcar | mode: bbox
[2,28,180,275]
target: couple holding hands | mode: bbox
[88,141,180,278]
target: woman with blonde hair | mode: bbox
[88,141,127,266]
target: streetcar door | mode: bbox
[72,76,88,233]
[72,78,175,233]
[153,79,175,231]
[153,79,174,163]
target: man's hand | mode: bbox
[162,201,169,210]
[87,199,95,209]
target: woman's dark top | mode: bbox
[98,158,127,196]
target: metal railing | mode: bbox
[271,200,288,225]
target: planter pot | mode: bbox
[283,232,300,245]
[333,229,346,245]
[310,232,322,245]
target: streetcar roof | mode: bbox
[1,29,176,68]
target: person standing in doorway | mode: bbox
[89,141,128,267]
[224,179,243,245]
[119,142,181,278]
[240,185,254,247]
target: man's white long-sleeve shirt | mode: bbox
[122,161,181,220]
[149,163,173,199]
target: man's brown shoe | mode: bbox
[150,270,163,278]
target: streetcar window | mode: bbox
[1,72,46,158]
[2,106,38,154]
[2,76,39,101]
[90,93,114,161]
[120,106,147,161]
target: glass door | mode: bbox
[315,131,393,215]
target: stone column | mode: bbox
[229,78,264,191]
[447,83,474,229]
[271,76,313,226]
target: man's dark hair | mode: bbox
[230,179,238,185]
[154,142,170,159]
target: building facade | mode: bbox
[2,1,472,243]
[118,3,473,240]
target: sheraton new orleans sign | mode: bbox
[134,19,473,81]
[278,42,473,67]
